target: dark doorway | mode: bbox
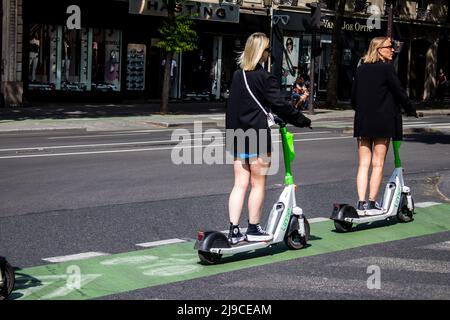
[410,39,430,101]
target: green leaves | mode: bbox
[157,14,198,53]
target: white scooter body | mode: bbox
[208,185,307,255]
[345,167,414,224]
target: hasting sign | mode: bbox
[129,0,240,23]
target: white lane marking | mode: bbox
[0,131,332,153]
[42,252,110,263]
[329,256,450,274]
[0,135,353,159]
[415,202,442,208]
[419,241,450,251]
[136,238,187,248]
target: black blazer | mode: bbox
[226,64,311,131]
[351,61,416,140]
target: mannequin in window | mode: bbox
[29,33,40,82]
[62,31,72,82]
[106,50,119,89]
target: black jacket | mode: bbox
[226,64,311,131]
[351,61,417,140]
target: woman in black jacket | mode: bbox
[225,32,311,244]
[351,36,418,216]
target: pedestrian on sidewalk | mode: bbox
[437,68,447,101]
[225,32,311,244]
[351,36,418,216]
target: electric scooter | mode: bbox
[331,140,415,232]
[195,117,310,265]
[0,256,15,300]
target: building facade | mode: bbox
[1,0,449,106]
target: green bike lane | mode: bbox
[10,204,450,300]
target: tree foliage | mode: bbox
[157,14,198,54]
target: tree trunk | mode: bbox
[326,0,346,108]
[159,5,176,114]
[160,51,173,114]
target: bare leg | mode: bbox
[228,160,250,225]
[368,138,390,201]
[356,138,373,202]
[248,157,270,224]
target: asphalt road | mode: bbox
[1,115,450,300]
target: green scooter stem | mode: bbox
[393,140,402,168]
[280,127,295,185]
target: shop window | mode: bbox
[27,25,122,92]
[126,44,146,91]
[282,36,301,90]
[60,27,90,91]
[28,24,58,91]
[92,29,122,92]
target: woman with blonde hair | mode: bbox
[351,36,418,216]
[225,32,311,244]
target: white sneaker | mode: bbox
[365,201,384,216]
[364,208,384,216]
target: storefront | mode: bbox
[22,0,269,102]
[272,8,450,102]
[271,10,386,101]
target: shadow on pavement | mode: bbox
[0,101,227,122]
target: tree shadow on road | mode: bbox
[404,130,450,145]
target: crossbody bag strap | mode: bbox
[242,70,270,116]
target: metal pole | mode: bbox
[308,28,316,114]
[387,4,393,38]
[268,3,273,72]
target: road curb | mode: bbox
[0,128,88,134]
[144,120,221,128]
[342,127,444,135]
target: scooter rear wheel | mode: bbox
[0,259,15,300]
[285,218,310,250]
[334,220,353,233]
[198,251,222,265]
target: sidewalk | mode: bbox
[0,100,448,133]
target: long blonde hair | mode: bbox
[237,32,269,71]
[362,37,390,64]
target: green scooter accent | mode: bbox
[280,127,296,185]
[392,140,402,168]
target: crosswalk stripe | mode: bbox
[329,256,450,274]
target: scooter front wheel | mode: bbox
[334,220,353,233]
[285,218,310,250]
[0,258,15,300]
[198,251,222,265]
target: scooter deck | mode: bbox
[347,211,394,223]
[211,240,271,254]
